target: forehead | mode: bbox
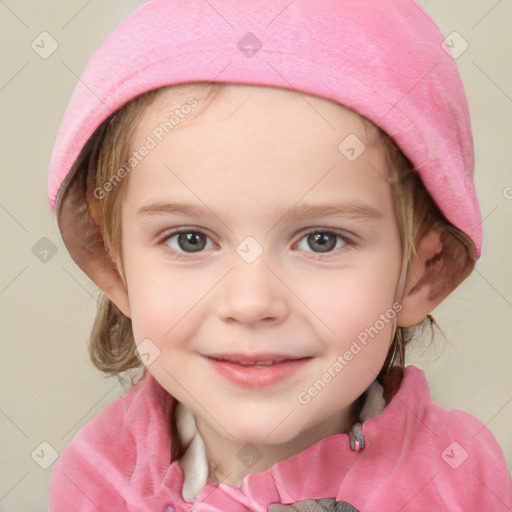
[126,84,392,217]
[137,83,374,146]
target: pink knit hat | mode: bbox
[47,0,481,260]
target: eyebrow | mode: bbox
[137,200,382,223]
[277,202,382,222]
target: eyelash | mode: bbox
[157,228,355,260]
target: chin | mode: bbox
[225,414,308,447]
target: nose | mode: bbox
[216,256,290,327]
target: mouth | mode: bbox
[205,353,311,366]
[203,353,313,388]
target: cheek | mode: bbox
[301,260,401,341]
[295,266,400,421]
[125,256,213,346]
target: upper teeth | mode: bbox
[219,358,278,366]
[250,360,275,366]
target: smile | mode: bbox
[209,357,297,367]
[204,353,312,388]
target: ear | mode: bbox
[86,189,132,318]
[57,172,132,319]
[396,228,451,327]
[88,253,132,319]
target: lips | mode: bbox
[204,353,312,388]
[206,353,308,366]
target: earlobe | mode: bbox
[91,262,131,318]
[396,230,445,327]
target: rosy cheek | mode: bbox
[129,279,197,348]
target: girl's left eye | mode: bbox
[295,230,349,256]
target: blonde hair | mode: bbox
[87,82,476,386]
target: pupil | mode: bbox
[309,232,335,253]
[179,232,205,252]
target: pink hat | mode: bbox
[47,0,481,258]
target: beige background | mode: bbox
[1,1,511,510]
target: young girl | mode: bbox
[47,1,511,510]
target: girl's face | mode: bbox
[120,84,404,447]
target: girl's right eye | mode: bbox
[160,229,214,256]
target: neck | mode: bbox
[195,407,353,488]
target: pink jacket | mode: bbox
[48,365,512,511]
